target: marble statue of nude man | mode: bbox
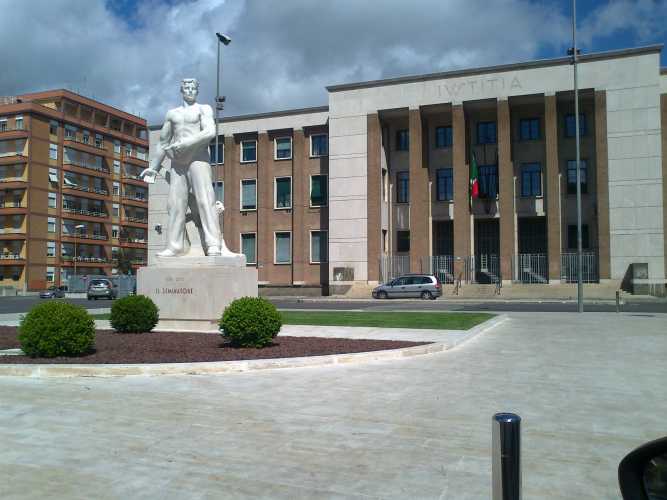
[141,78,235,258]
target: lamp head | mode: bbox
[216,32,231,45]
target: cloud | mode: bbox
[0,0,662,125]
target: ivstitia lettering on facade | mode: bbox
[437,75,522,99]
[154,287,194,294]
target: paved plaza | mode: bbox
[1,312,665,499]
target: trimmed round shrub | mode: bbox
[110,294,159,333]
[220,297,282,348]
[19,301,95,358]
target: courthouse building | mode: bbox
[0,90,149,292]
[148,44,667,296]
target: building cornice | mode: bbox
[326,44,664,92]
[148,105,329,130]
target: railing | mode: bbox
[0,177,25,183]
[63,158,110,174]
[0,253,22,260]
[61,256,109,263]
[63,232,108,241]
[511,253,548,284]
[0,228,25,234]
[62,206,107,218]
[65,135,106,151]
[475,254,500,284]
[421,255,455,284]
[0,125,25,132]
[130,259,146,265]
[123,216,148,224]
[0,202,26,208]
[123,172,142,180]
[63,183,109,196]
[119,237,147,244]
[378,255,410,283]
[561,252,599,283]
[122,193,147,202]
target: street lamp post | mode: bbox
[74,224,85,290]
[214,33,231,178]
[569,0,584,313]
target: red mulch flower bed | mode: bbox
[0,326,429,364]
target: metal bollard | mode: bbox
[492,413,521,500]
[616,290,621,313]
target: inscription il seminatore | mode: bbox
[155,287,194,295]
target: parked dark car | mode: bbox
[39,286,66,299]
[87,278,117,300]
[372,274,442,300]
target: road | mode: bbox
[2,294,666,314]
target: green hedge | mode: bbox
[19,302,95,358]
[220,297,282,348]
[110,295,159,333]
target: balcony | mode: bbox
[123,153,148,167]
[119,237,147,249]
[0,253,24,260]
[0,126,28,140]
[62,232,109,242]
[62,206,108,219]
[121,193,147,206]
[63,158,110,175]
[62,183,110,199]
[0,201,27,214]
[0,177,27,187]
[0,228,26,239]
[122,215,148,224]
[64,135,106,152]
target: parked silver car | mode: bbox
[87,278,117,300]
[372,274,442,300]
[39,285,66,299]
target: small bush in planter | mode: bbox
[220,297,282,348]
[19,301,95,358]
[110,294,159,333]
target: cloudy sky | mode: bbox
[1,0,666,125]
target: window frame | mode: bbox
[566,159,588,195]
[240,178,257,211]
[477,121,497,145]
[309,174,328,208]
[240,139,257,163]
[240,232,257,265]
[47,217,56,233]
[213,180,224,203]
[49,143,58,160]
[48,192,57,208]
[209,138,224,165]
[309,230,328,264]
[310,133,328,157]
[519,118,540,141]
[397,230,410,253]
[274,231,292,265]
[520,163,543,197]
[274,137,292,161]
[274,176,292,210]
[434,126,453,148]
[564,113,587,138]
[435,168,453,201]
[396,171,409,204]
[395,129,409,151]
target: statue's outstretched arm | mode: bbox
[141,118,172,182]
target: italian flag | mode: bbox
[470,152,480,201]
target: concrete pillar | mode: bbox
[497,99,515,281]
[409,108,429,273]
[257,133,271,283]
[595,90,611,280]
[367,113,382,282]
[223,135,238,252]
[545,94,561,282]
[292,130,306,285]
[662,94,667,280]
[452,104,470,276]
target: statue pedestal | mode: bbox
[137,255,258,332]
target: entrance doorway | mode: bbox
[433,221,453,256]
[474,219,499,283]
[517,217,548,283]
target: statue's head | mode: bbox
[180,78,199,104]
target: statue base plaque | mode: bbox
[137,257,258,333]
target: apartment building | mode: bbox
[0,90,149,292]
[148,45,667,295]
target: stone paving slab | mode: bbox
[1,312,665,498]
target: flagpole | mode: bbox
[570,0,584,313]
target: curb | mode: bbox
[0,315,507,378]
[0,342,447,378]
